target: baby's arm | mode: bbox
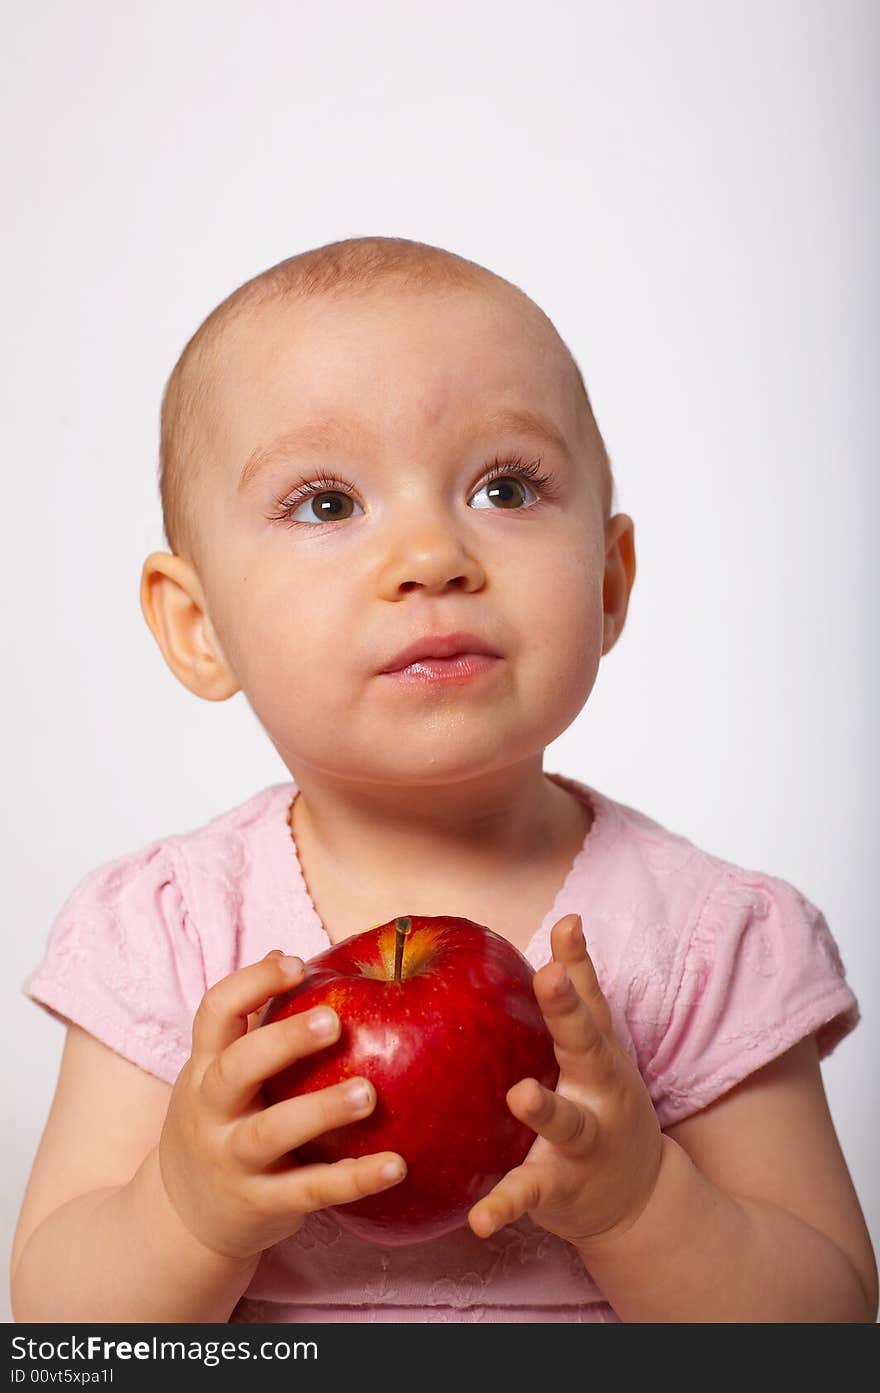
[579,1034,878,1322]
[11,951,407,1322]
[468,916,877,1322]
[10,1024,254,1322]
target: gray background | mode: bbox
[3,0,877,1321]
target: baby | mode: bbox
[12,236,877,1323]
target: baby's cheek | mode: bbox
[526,603,604,731]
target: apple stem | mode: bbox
[394,917,412,982]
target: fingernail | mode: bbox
[308,1007,337,1037]
[280,955,304,976]
[344,1079,372,1109]
[381,1159,406,1182]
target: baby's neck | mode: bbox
[287,766,591,904]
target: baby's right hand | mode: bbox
[157,949,407,1261]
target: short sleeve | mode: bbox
[645,867,860,1129]
[21,843,207,1085]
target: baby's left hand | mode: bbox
[468,914,663,1250]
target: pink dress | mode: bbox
[22,772,859,1323]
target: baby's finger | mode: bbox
[253,1152,408,1216]
[468,1163,544,1239]
[533,960,617,1086]
[202,1004,342,1120]
[506,1077,598,1157]
[232,1076,379,1170]
[191,951,305,1067]
[549,915,612,1036]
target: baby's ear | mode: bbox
[139,551,240,701]
[601,514,636,655]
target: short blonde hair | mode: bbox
[158,236,614,563]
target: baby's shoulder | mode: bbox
[162,779,294,852]
[48,782,297,957]
[580,787,858,1114]
[603,789,850,1012]
[590,784,826,948]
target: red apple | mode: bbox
[259,915,559,1245]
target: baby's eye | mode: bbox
[289,491,361,525]
[468,473,540,511]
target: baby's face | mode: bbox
[183,285,616,786]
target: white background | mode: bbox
[3,0,877,1322]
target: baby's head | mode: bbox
[141,236,635,788]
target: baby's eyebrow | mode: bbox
[237,406,571,495]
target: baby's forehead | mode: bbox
[229,280,554,365]
[212,285,586,447]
